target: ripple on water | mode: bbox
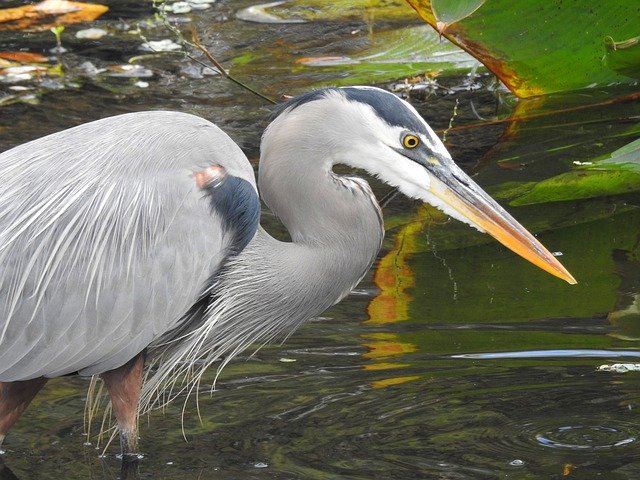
[535,424,637,450]
[422,416,640,477]
[470,417,640,461]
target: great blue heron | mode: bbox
[0,86,576,458]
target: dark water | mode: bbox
[1,1,640,479]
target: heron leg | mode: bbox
[100,351,145,459]
[0,377,48,446]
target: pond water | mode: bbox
[1,1,640,479]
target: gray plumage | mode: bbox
[0,111,255,381]
[0,89,388,408]
[0,86,575,427]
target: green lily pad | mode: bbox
[430,0,485,26]
[230,25,479,94]
[492,136,640,206]
[593,137,640,171]
[605,35,640,79]
[406,0,640,97]
[510,170,640,206]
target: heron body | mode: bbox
[0,112,254,379]
[0,87,575,456]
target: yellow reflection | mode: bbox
[360,208,433,389]
[562,463,575,476]
[366,207,431,325]
[362,362,410,371]
[370,376,420,389]
[362,338,417,359]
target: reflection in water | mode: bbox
[349,86,640,478]
[535,425,637,450]
[365,211,422,326]
[609,246,640,342]
[453,349,640,359]
[361,206,424,386]
[350,197,640,478]
[0,460,19,480]
[1,0,639,478]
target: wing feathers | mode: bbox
[0,111,254,380]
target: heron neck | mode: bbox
[235,150,385,329]
[142,154,385,404]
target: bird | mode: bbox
[0,86,576,458]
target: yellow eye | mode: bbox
[402,134,420,149]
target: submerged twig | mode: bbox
[189,29,276,105]
[469,99,486,121]
[148,0,276,105]
[379,188,399,209]
[442,98,459,144]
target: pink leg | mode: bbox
[100,352,145,458]
[0,377,48,446]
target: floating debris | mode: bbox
[160,2,192,14]
[159,0,216,13]
[0,65,48,83]
[78,60,106,76]
[106,64,154,78]
[598,363,640,373]
[237,1,305,24]
[75,27,107,40]
[140,39,182,52]
[391,75,442,94]
[0,51,48,62]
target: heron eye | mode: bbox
[402,134,420,149]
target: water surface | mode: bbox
[1,1,640,479]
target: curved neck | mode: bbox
[253,118,387,307]
[144,144,386,405]
[254,164,384,304]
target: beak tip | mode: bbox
[554,266,577,285]
[429,171,579,286]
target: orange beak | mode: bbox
[425,159,576,284]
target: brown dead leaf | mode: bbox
[0,51,49,63]
[562,463,575,476]
[0,0,108,32]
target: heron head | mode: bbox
[263,86,575,284]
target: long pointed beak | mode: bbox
[426,160,577,284]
